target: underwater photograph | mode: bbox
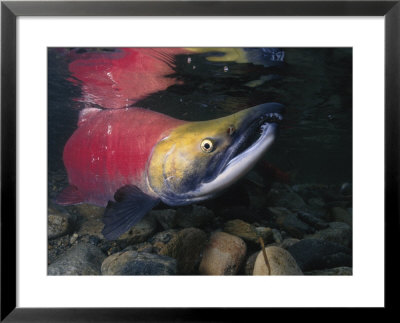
[48,47,352,276]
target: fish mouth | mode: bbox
[225,110,283,169]
[197,103,283,198]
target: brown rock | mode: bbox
[118,212,157,244]
[48,207,74,239]
[48,242,106,275]
[253,246,303,275]
[199,232,246,275]
[223,219,273,244]
[272,207,313,238]
[329,207,352,226]
[150,229,179,254]
[223,219,257,242]
[123,242,153,253]
[101,251,176,275]
[75,204,105,239]
[159,228,207,274]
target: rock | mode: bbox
[159,228,207,274]
[253,246,303,275]
[322,190,352,203]
[223,219,273,244]
[152,209,177,230]
[340,183,352,196]
[97,240,122,256]
[272,207,314,238]
[75,204,105,239]
[271,229,283,244]
[307,197,325,208]
[199,232,246,275]
[292,183,330,200]
[101,251,176,275]
[279,238,300,249]
[267,206,292,219]
[287,239,352,271]
[305,266,352,275]
[123,242,153,253]
[175,205,214,229]
[149,229,179,254]
[48,207,75,239]
[118,212,157,243]
[69,233,79,245]
[88,235,101,246]
[329,207,352,226]
[297,211,329,230]
[266,189,307,210]
[48,235,71,265]
[244,252,259,275]
[325,200,352,209]
[306,222,352,248]
[48,242,106,275]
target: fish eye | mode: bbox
[201,139,214,153]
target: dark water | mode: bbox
[48,47,352,185]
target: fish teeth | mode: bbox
[265,112,283,122]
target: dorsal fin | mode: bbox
[78,107,102,127]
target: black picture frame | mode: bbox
[1,0,398,321]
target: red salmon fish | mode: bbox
[56,103,283,240]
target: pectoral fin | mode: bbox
[102,185,159,240]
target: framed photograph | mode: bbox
[1,0,398,320]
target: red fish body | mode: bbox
[58,107,186,206]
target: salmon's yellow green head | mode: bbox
[146,103,283,206]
